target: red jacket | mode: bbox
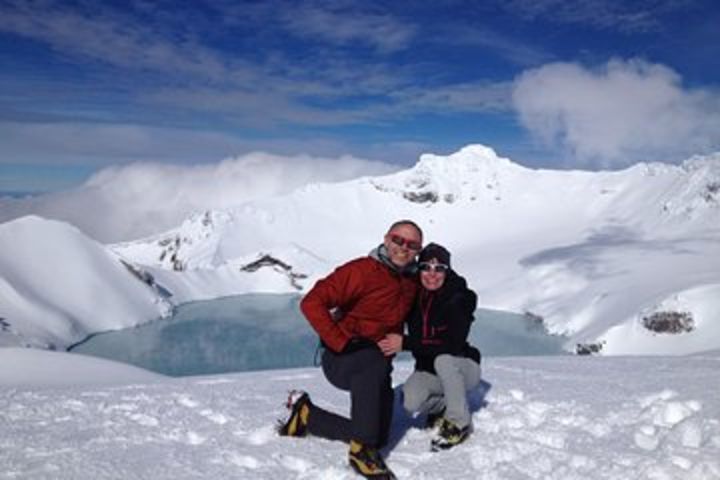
[301,256,419,353]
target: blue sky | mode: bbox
[1,0,720,192]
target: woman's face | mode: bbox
[419,258,448,291]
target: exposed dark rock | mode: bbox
[642,311,694,334]
[443,193,456,203]
[170,252,184,271]
[241,254,293,272]
[403,191,439,203]
[120,259,155,286]
[240,254,308,290]
[370,181,389,193]
[576,342,604,355]
[407,179,429,189]
[201,211,213,227]
[523,311,547,330]
[523,310,544,324]
[0,317,10,331]
[119,260,173,298]
[157,235,183,269]
[704,182,720,202]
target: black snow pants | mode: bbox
[307,345,394,448]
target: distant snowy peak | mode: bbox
[415,144,521,174]
[370,144,525,204]
[653,152,720,225]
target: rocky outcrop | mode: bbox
[642,311,695,334]
[240,254,308,290]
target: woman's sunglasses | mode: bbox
[418,262,449,273]
[388,234,422,251]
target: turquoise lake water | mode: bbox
[71,294,568,376]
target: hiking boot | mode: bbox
[430,419,471,451]
[424,407,446,430]
[348,440,397,479]
[277,390,311,437]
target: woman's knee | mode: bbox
[433,354,457,374]
[402,382,426,412]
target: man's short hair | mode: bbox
[387,219,423,239]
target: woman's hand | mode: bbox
[378,333,403,357]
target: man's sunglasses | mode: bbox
[418,262,449,273]
[388,234,422,251]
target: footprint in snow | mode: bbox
[224,452,260,469]
[651,400,701,428]
[245,424,276,445]
[129,413,160,427]
[276,453,314,473]
[185,431,206,445]
[175,394,200,408]
[200,409,229,425]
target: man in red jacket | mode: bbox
[278,220,422,480]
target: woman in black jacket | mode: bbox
[379,243,481,450]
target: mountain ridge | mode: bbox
[1,144,719,355]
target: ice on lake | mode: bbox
[71,294,567,376]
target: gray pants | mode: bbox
[402,354,481,428]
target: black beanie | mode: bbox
[419,243,451,267]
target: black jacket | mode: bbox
[402,270,481,374]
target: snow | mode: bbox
[0,143,719,356]
[0,348,163,387]
[1,348,719,479]
[0,216,171,350]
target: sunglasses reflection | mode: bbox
[418,262,449,273]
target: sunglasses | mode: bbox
[388,234,422,251]
[418,262,449,273]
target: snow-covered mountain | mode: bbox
[1,144,719,355]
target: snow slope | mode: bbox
[0,216,171,349]
[0,348,163,387]
[1,348,719,479]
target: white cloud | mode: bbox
[499,0,687,33]
[0,152,399,243]
[393,81,513,114]
[279,4,416,53]
[0,122,252,165]
[444,25,553,67]
[0,1,231,80]
[512,59,720,167]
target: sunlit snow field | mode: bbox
[1,349,718,479]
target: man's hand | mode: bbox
[378,333,403,357]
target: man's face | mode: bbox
[384,224,422,268]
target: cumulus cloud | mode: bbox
[0,153,399,243]
[512,59,720,167]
